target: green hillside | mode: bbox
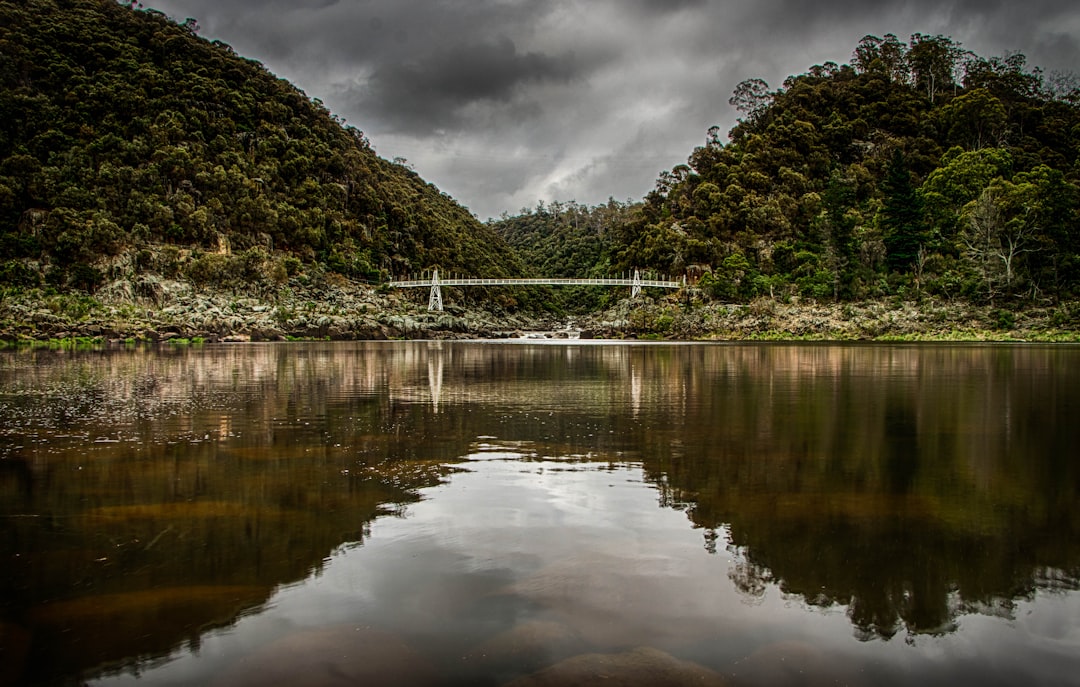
[0,0,525,294]
[492,199,640,311]
[508,34,1080,306]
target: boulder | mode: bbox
[463,620,586,678]
[213,625,438,687]
[504,646,727,687]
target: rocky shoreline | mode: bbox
[581,296,1080,342]
[0,275,1078,344]
[0,276,552,343]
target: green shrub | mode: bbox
[69,263,104,292]
[186,253,233,287]
[0,261,40,287]
[283,255,302,276]
[991,308,1015,330]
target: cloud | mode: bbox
[355,37,591,135]
[628,0,708,16]
[146,0,1080,219]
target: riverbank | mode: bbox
[0,275,552,343]
[0,276,1078,344]
[580,295,1080,342]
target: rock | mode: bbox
[213,624,440,687]
[504,646,727,687]
[463,620,586,678]
[249,327,285,342]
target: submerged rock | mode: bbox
[213,625,439,687]
[464,619,587,679]
[504,646,727,687]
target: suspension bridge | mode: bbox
[388,269,685,311]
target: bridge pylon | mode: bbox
[428,269,443,311]
[631,269,642,298]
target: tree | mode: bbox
[963,53,1043,100]
[879,150,924,272]
[907,34,965,101]
[852,34,908,82]
[1007,166,1080,298]
[1045,70,1080,104]
[729,78,771,123]
[961,182,1036,301]
[920,147,1013,248]
[879,34,909,83]
[937,89,1007,150]
[852,35,884,75]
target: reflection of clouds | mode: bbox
[262,454,991,681]
[336,458,754,650]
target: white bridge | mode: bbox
[389,269,684,310]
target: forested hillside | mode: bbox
[504,34,1080,306]
[0,0,526,294]
[492,199,640,310]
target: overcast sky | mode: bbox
[145,0,1080,220]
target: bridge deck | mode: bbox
[388,277,682,288]
[389,270,683,310]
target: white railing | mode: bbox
[388,269,684,310]
[388,277,683,288]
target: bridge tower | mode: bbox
[631,269,642,298]
[428,269,443,311]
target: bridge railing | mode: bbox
[387,270,685,311]
[388,277,683,288]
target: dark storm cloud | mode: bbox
[628,0,707,16]
[146,0,1080,218]
[168,0,560,65]
[358,37,589,135]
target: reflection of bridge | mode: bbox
[389,269,685,310]
[412,342,651,417]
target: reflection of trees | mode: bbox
[625,344,1080,640]
[0,344,477,684]
[410,342,1080,641]
[412,342,1078,643]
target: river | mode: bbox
[1,341,1078,686]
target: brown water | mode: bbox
[0,341,1078,686]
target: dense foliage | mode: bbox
[507,34,1080,305]
[492,198,641,310]
[0,0,526,294]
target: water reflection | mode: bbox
[0,342,1077,685]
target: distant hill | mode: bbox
[491,198,641,311]
[599,34,1080,304]
[0,0,526,294]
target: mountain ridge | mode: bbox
[0,0,528,298]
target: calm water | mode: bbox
[1,341,1078,686]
